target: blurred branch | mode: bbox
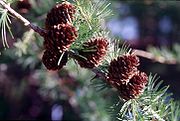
[133,49,177,64]
[0,0,47,36]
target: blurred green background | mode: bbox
[0,0,180,120]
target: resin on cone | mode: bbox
[42,50,68,70]
[107,54,139,88]
[76,37,109,68]
[44,23,78,52]
[45,1,76,29]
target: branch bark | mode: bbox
[133,49,177,64]
[0,0,47,36]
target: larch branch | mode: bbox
[0,0,46,36]
[133,49,177,64]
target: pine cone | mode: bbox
[42,50,68,70]
[45,1,76,29]
[107,54,139,88]
[44,23,78,52]
[76,37,109,68]
[17,0,31,13]
[118,72,148,100]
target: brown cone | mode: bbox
[118,72,148,100]
[107,54,140,88]
[42,50,68,70]
[76,37,109,68]
[45,1,76,29]
[44,23,78,52]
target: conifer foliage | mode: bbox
[0,0,179,120]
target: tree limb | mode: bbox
[133,49,177,64]
[0,0,47,36]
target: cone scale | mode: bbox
[45,1,76,29]
[42,50,68,71]
[44,23,78,52]
[76,37,109,68]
